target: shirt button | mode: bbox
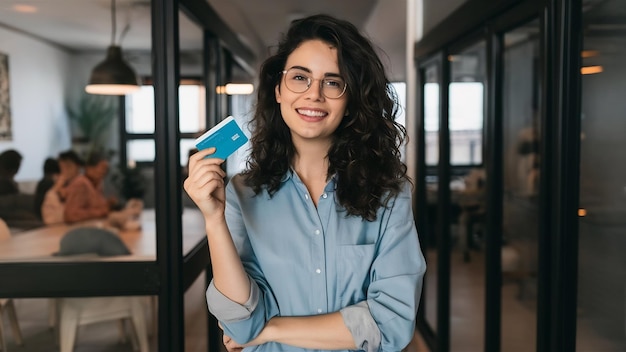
[304,194,309,200]
[322,193,328,199]
[317,308,322,313]
[314,229,320,235]
[315,268,321,274]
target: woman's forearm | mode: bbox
[206,219,251,304]
[252,312,356,350]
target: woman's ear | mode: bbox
[275,84,282,103]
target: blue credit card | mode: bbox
[194,116,248,160]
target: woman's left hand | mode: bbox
[223,333,245,352]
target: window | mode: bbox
[124,81,206,166]
[424,81,485,166]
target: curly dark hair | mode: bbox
[243,14,410,221]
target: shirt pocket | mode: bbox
[336,243,376,303]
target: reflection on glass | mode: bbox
[448,41,487,352]
[577,0,626,350]
[423,63,440,333]
[501,19,540,351]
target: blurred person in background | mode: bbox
[34,157,60,220]
[0,149,23,195]
[61,152,113,223]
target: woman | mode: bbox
[185,14,426,351]
[41,150,84,225]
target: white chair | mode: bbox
[57,296,149,352]
[51,227,150,352]
[0,219,24,351]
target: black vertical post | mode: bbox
[152,0,184,351]
[202,30,221,352]
[204,33,219,128]
[215,45,225,120]
[549,0,582,350]
[437,51,451,352]
[484,31,503,352]
[537,6,553,352]
[118,96,127,168]
[224,50,233,116]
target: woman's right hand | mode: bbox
[183,148,227,221]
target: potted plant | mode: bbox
[66,93,117,159]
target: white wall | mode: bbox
[0,27,149,184]
[0,26,73,182]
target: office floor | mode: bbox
[2,271,429,352]
[423,245,625,352]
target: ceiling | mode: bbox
[0,0,408,80]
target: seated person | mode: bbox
[0,149,23,195]
[63,152,113,223]
[42,150,84,224]
[34,158,60,220]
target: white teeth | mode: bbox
[297,109,326,117]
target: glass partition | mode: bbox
[577,0,626,350]
[423,62,440,333]
[0,0,158,263]
[448,40,487,351]
[501,19,541,351]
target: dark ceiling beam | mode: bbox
[414,0,528,59]
[179,0,256,73]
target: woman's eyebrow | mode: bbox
[288,65,311,73]
[288,65,342,78]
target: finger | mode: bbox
[184,177,224,203]
[185,164,226,190]
[189,147,227,165]
[188,157,226,178]
[190,147,217,162]
[185,169,225,194]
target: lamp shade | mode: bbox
[85,46,140,95]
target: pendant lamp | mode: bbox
[85,0,140,95]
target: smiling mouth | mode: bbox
[296,108,327,117]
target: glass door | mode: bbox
[448,40,487,352]
[500,18,541,351]
[577,0,626,350]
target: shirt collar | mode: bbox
[282,168,337,192]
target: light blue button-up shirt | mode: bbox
[206,170,426,351]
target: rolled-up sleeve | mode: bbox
[367,184,426,350]
[206,277,259,322]
[340,301,381,352]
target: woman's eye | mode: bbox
[292,74,308,81]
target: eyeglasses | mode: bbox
[281,68,347,99]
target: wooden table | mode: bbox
[0,208,207,262]
[0,207,218,352]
